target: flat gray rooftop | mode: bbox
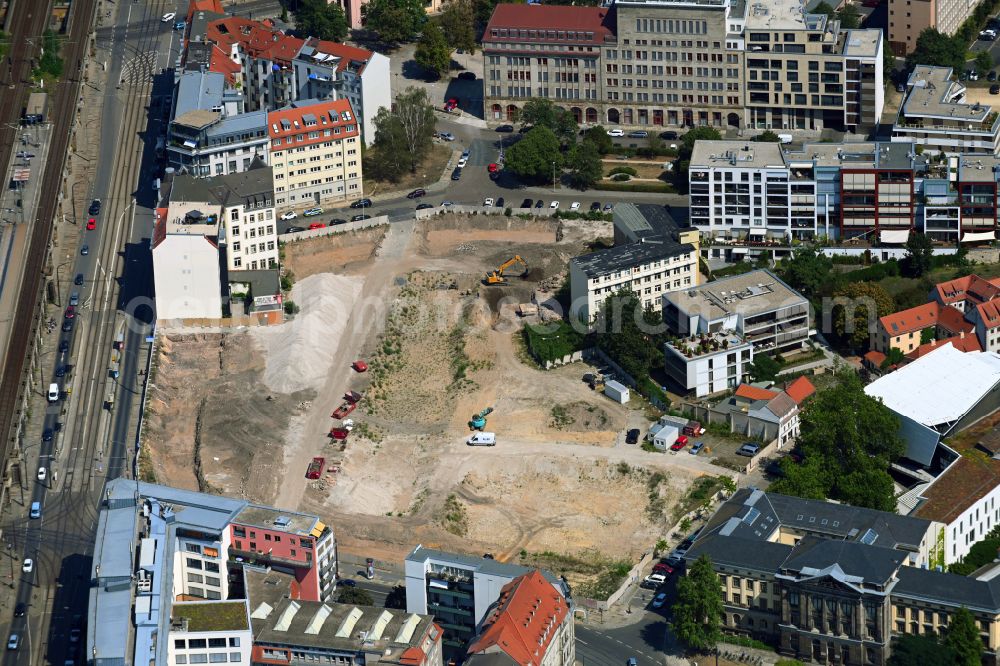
[903,65,991,124]
[689,141,786,170]
[664,269,807,320]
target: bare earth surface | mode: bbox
[143,214,723,583]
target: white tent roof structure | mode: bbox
[866,343,1000,428]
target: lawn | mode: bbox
[601,160,670,180]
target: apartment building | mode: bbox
[893,66,1000,154]
[268,98,363,212]
[703,377,815,446]
[482,1,882,133]
[168,161,279,273]
[466,571,575,666]
[888,0,985,55]
[569,203,699,322]
[662,269,810,354]
[250,598,444,666]
[404,546,570,656]
[151,207,225,320]
[871,301,973,354]
[663,329,755,396]
[88,480,339,665]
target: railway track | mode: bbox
[0,0,98,493]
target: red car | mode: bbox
[670,436,688,451]
[444,98,458,111]
[352,360,368,372]
[308,222,325,230]
[330,428,349,440]
[653,563,674,576]
[344,390,363,404]
[306,457,325,479]
[64,306,76,319]
[487,163,499,173]
[86,218,96,230]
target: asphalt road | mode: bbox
[1,1,179,663]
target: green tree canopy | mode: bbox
[676,127,723,191]
[752,130,782,142]
[336,587,375,606]
[812,1,836,17]
[976,49,995,74]
[901,232,934,277]
[749,354,782,382]
[438,0,477,54]
[362,0,427,43]
[772,371,903,511]
[414,21,451,78]
[294,0,349,42]
[944,608,984,666]
[35,30,64,80]
[568,140,603,190]
[582,126,614,154]
[384,585,407,609]
[888,634,958,666]
[504,126,564,182]
[671,555,723,651]
[907,28,966,71]
[517,99,578,145]
[778,247,833,298]
[836,3,861,29]
[831,282,894,349]
[363,87,436,180]
[593,290,666,381]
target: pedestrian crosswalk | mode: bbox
[118,51,157,86]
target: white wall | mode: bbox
[945,484,1000,564]
[153,234,223,320]
[166,625,252,666]
[360,53,391,147]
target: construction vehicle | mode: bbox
[584,372,605,391]
[469,407,494,430]
[484,255,528,285]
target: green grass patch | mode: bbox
[720,635,777,652]
[440,493,468,536]
[523,320,585,365]
[172,601,248,632]
[672,476,726,522]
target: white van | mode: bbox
[467,432,496,446]
[47,383,59,403]
[777,133,793,144]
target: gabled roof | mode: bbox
[735,384,778,402]
[936,303,974,334]
[466,570,569,666]
[304,38,375,74]
[978,299,1000,328]
[206,16,305,66]
[782,376,816,405]
[906,333,982,360]
[764,391,798,420]
[878,301,941,337]
[863,350,887,366]
[267,98,358,145]
[933,274,1000,307]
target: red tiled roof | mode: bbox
[485,4,614,46]
[267,98,359,149]
[934,274,1000,307]
[398,647,427,666]
[936,303,975,335]
[206,17,305,66]
[967,275,1000,304]
[978,299,1000,328]
[187,0,224,20]
[934,275,974,306]
[783,376,816,405]
[734,384,778,401]
[307,38,375,73]
[208,45,241,83]
[878,301,941,337]
[864,350,887,366]
[906,335,983,360]
[467,570,569,666]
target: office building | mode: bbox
[893,66,1000,155]
[250,597,444,666]
[466,571,575,666]
[87,480,338,665]
[662,269,810,354]
[482,1,883,133]
[569,203,699,322]
[268,98,364,212]
[404,546,569,655]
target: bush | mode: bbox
[523,320,585,364]
[610,173,631,182]
[608,166,638,177]
[593,181,676,193]
[284,300,300,315]
[504,207,512,217]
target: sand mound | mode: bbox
[252,273,363,394]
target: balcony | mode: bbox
[229,546,311,570]
[666,331,748,360]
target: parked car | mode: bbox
[495,124,515,133]
[989,70,998,82]
[174,20,187,30]
[65,305,75,319]
[7,634,18,650]
[457,156,469,168]
[550,201,560,210]
[659,131,679,140]
[644,573,667,585]
[308,222,324,230]
[350,214,370,222]
[330,218,348,225]
[483,197,494,207]
[59,339,69,353]
[74,273,84,285]
[407,188,427,199]
[690,441,705,455]
[625,428,640,445]
[350,198,373,209]
[520,198,533,208]
[303,207,323,216]
[285,226,305,233]
[13,604,25,618]
[280,211,298,220]
[627,658,637,666]
[42,428,53,442]
[22,559,32,573]
[896,83,906,93]
[444,98,459,111]
[603,203,614,211]
[416,203,434,210]
[639,579,658,590]
[628,130,649,138]
[457,71,476,80]
[438,132,456,141]
[88,199,101,215]
[80,245,89,256]
[607,128,625,137]
[37,467,46,481]
[69,292,79,306]
[86,218,96,230]
[495,197,505,208]
[161,12,176,22]
[590,201,602,211]
[451,167,463,181]
[671,435,689,451]
[570,201,581,211]
[990,84,1000,95]
[737,442,762,457]
[353,360,368,372]
[535,200,544,208]
[652,592,668,608]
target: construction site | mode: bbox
[142,214,709,589]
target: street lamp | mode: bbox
[552,161,556,193]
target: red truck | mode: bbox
[306,457,325,479]
[330,428,349,441]
[332,402,356,419]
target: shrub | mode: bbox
[610,173,631,182]
[523,320,585,364]
[608,166,638,177]
[284,300,300,315]
[593,181,676,193]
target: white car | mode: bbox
[483,197,494,207]
[550,201,560,210]
[607,128,624,137]
[438,132,456,141]
[280,211,297,221]
[570,201,581,211]
[21,559,32,573]
[161,12,176,22]
[36,467,45,482]
[457,157,469,168]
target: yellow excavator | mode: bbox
[484,255,528,285]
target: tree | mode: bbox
[593,290,666,380]
[836,3,861,29]
[294,0,349,42]
[752,130,782,142]
[812,1,835,17]
[414,22,451,78]
[364,87,436,180]
[749,354,782,382]
[901,232,934,277]
[582,126,614,154]
[337,587,375,605]
[976,49,995,75]
[568,140,603,189]
[779,248,833,298]
[907,28,965,71]
[882,347,905,368]
[888,634,958,666]
[831,282,893,349]
[517,99,577,145]
[671,555,723,652]
[362,0,427,44]
[504,126,563,182]
[439,0,477,54]
[676,127,723,190]
[944,608,983,666]
[384,585,407,609]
